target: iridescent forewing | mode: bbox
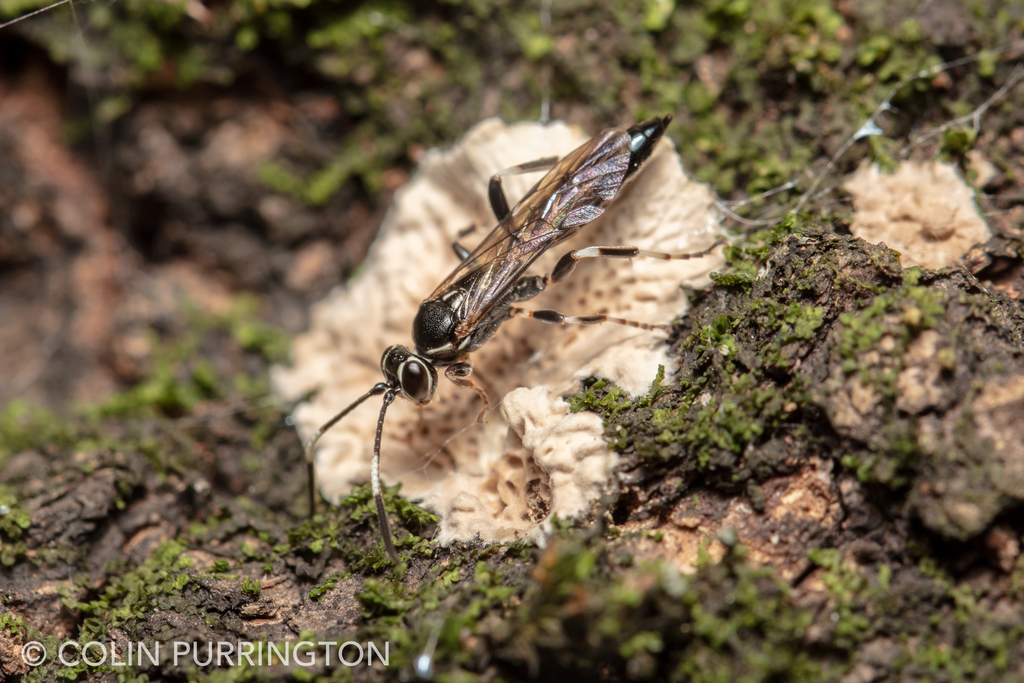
[427,127,634,335]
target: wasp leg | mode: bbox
[510,307,669,331]
[544,238,725,284]
[489,156,560,221]
[445,362,491,422]
[452,223,477,261]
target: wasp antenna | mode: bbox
[302,382,389,518]
[372,389,402,564]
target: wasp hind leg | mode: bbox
[509,238,724,331]
[510,307,669,331]
[456,156,560,257]
[445,363,491,422]
[543,238,725,285]
[489,156,560,220]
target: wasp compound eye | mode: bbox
[381,346,437,404]
[400,357,437,404]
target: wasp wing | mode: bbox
[427,127,635,335]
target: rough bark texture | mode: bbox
[1,1,1024,681]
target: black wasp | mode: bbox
[301,115,722,563]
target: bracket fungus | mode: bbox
[271,118,723,546]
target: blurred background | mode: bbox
[0,0,1021,416]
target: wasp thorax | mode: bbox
[412,298,461,360]
[381,345,438,404]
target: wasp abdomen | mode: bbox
[623,115,672,181]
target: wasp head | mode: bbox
[381,345,438,404]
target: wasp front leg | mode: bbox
[445,362,491,422]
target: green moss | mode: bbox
[826,266,961,488]
[836,267,948,398]
[60,539,195,636]
[4,0,1001,213]
[569,210,1020,546]
[0,399,80,463]
[258,121,405,205]
[227,296,291,364]
[807,549,872,648]
[0,538,27,566]
[649,371,806,469]
[0,611,28,634]
[686,313,740,360]
[568,379,633,421]
[867,135,900,173]
[240,576,262,598]
[570,216,825,490]
[284,483,438,573]
[509,11,555,60]
[308,572,343,601]
[940,127,977,160]
[747,299,825,367]
[95,353,210,418]
[354,536,846,680]
[0,492,37,566]
[87,295,289,419]
[803,548,1024,679]
[709,268,756,287]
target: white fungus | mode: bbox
[844,160,992,269]
[271,118,723,546]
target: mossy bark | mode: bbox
[2,216,1023,682]
[1,0,1024,681]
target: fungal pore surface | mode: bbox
[271,118,724,546]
